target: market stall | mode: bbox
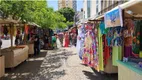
[42,28,54,50]
[119,1,142,80]
[0,19,29,68]
[23,22,41,55]
[77,16,118,73]
[103,0,142,80]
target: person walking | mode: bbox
[52,34,57,49]
[34,35,40,55]
[56,35,61,48]
[64,32,69,47]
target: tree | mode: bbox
[58,7,75,22]
[0,1,67,29]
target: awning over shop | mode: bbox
[27,22,41,28]
[106,0,142,18]
[0,19,18,24]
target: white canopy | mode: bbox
[27,22,41,28]
[106,0,142,18]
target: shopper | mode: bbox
[34,35,40,55]
[64,32,69,47]
[52,34,57,49]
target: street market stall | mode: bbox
[24,22,41,55]
[77,16,118,73]
[116,0,142,80]
[103,0,142,79]
[0,19,29,69]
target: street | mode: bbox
[1,47,118,80]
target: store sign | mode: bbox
[104,8,123,28]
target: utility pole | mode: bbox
[74,12,78,35]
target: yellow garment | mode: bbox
[13,26,17,36]
[112,46,122,66]
[139,51,142,58]
[98,27,104,71]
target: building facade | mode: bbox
[58,0,77,12]
[97,0,127,16]
[83,0,128,20]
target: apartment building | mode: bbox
[97,0,128,16]
[58,0,77,12]
[83,0,91,19]
[83,0,128,20]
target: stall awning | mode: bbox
[27,22,41,28]
[0,19,18,24]
[121,0,142,18]
[106,0,142,18]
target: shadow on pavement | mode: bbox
[1,48,75,80]
[83,68,118,80]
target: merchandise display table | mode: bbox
[0,55,5,78]
[117,60,142,80]
[28,43,34,55]
[1,45,29,68]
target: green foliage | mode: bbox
[66,21,73,27]
[0,0,67,29]
[58,7,75,22]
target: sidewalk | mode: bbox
[1,46,118,80]
[59,47,118,80]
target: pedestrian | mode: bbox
[64,31,69,47]
[52,34,57,49]
[56,35,61,48]
[69,33,73,46]
[34,35,40,55]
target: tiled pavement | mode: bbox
[1,47,118,80]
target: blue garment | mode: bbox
[107,37,112,46]
[100,21,105,34]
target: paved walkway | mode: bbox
[1,47,118,80]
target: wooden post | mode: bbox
[122,9,125,60]
[10,23,13,47]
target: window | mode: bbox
[87,0,91,18]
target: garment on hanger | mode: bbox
[98,27,104,71]
[25,25,29,35]
[103,35,110,65]
[112,46,122,66]
[123,19,134,58]
[77,24,85,59]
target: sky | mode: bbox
[47,0,83,11]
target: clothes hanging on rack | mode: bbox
[77,25,85,59]
[112,46,122,66]
[98,27,104,71]
[123,19,134,58]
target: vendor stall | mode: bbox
[23,22,41,55]
[0,19,29,69]
[103,0,142,80]
[77,16,118,73]
[42,28,54,50]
